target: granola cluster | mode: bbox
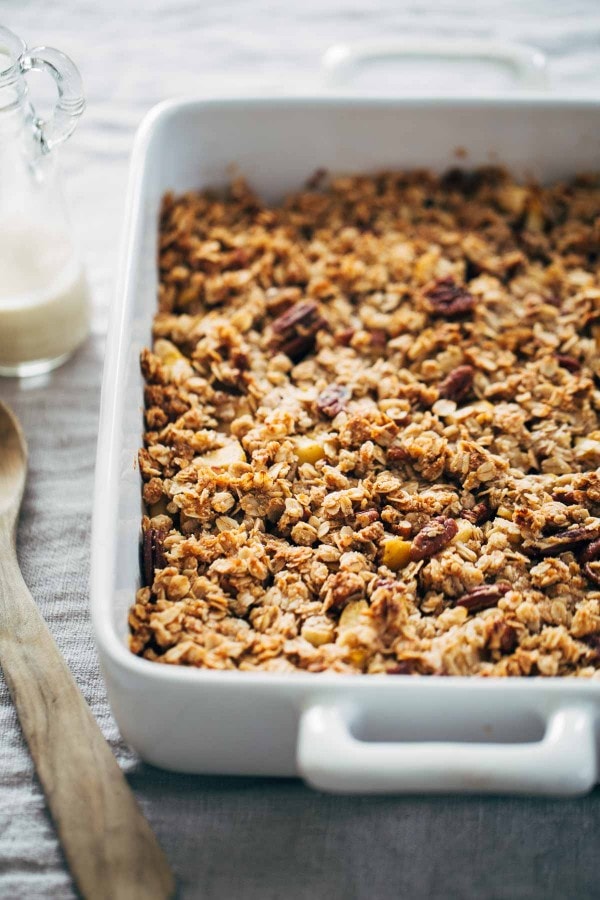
[130,168,600,677]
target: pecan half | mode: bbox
[424,278,475,318]
[141,527,167,587]
[456,581,510,613]
[316,384,351,418]
[439,364,475,402]
[462,501,491,525]
[270,301,327,362]
[409,516,458,561]
[524,522,600,557]
[555,353,581,373]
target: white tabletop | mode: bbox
[2,3,600,898]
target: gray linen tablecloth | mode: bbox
[2,2,600,897]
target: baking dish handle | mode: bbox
[322,38,548,90]
[297,703,597,796]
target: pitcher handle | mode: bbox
[20,46,85,152]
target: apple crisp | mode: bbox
[130,167,600,677]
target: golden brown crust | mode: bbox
[129,168,600,677]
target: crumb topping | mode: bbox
[130,167,600,677]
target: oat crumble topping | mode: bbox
[130,167,600,677]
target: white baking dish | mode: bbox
[92,42,600,795]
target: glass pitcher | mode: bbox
[0,26,89,377]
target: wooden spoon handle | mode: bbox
[0,534,175,900]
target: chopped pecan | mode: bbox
[306,167,328,190]
[486,618,518,652]
[582,633,600,661]
[387,444,411,465]
[555,353,581,373]
[441,167,498,193]
[409,516,458,561]
[387,660,416,675]
[231,350,250,371]
[153,530,167,572]
[581,537,600,563]
[424,277,475,318]
[524,522,600,557]
[373,577,396,591]
[462,502,491,525]
[439,364,475,402]
[583,562,600,586]
[212,377,244,396]
[369,329,388,350]
[271,300,320,334]
[141,527,167,587]
[390,521,412,538]
[355,508,380,528]
[551,487,587,506]
[224,247,251,270]
[265,286,303,315]
[456,582,511,613]
[581,538,600,585]
[270,300,326,362]
[356,521,385,544]
[334,327,355,346]
[316,384,351,418]
[499,624,518,653]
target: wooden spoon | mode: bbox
[0,402,175,900]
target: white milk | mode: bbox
[0,221,89,373]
